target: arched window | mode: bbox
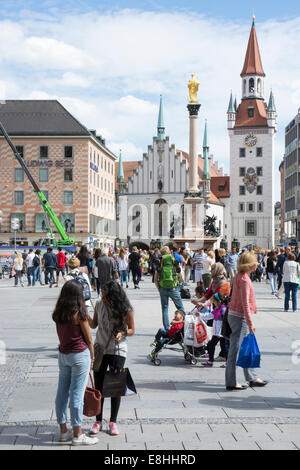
[249,78,255,94]
[243,79,247,96]
[257,78,261,95]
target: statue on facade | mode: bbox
[204,215,220,237]
[188,74,200,103]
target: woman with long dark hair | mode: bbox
[88,280,135,436]
[53,280,98,446]
[76,245,91,275]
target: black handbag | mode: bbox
[101,345,137,398]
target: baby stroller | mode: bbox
[149,326,186,366]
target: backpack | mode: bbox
[33,256,40,267]
[180,287,191,299]
[159,255,179,289]
[71,272,91,301]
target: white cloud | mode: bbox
[1,10,300,199]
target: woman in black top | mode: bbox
[266,251,277,295]
[76,246,91,275]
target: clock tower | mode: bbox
[227,18,276,249]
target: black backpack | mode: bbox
[180,287,191,299]
[33,256,40,267]
[71,272,91,301]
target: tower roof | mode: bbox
[227,91,235,113]
[157,95,165,141]
[117,150,124,183]
[267,90,276,112]
[240,20,265,77]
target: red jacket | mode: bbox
[168,322,184,338]
[57,252,67,268]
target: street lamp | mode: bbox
[11,218,20,251]
[231,237,240,252]
[220,238,228,250]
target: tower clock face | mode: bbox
[244,134,257,147]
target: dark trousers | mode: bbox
[284,282,298,311]
[154,328,170,353]
[45,267,55,284]
[94,354,126,423]
[131,267,141,286]
[207,336,229,362]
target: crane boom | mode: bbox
[0,120,75,246]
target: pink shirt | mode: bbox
[229,272,257,328]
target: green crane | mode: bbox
[0,120,75,246]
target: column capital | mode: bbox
[187,103,201,116]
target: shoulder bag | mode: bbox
[83,373,102,417]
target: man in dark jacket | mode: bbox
[275,246,291,291]
[44,247,58,287]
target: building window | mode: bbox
[239,202,245,212]
[256,167,263,176]
[247,202,255,212]
[39,168,48,182]
[245,220,257,236]
[248,105,254,118]
[16,146,24,158]
[257,185,263,195]
[239,186,246,196]
[101,177,103,190]
[249,78,255,93]
[239,167,246,177]
[257,202,263,212]
[64,168,73,181]
[150,171,152,179]
[60,213,75,233]
[239,148,246,158]
[256,147,263,157]
[64,191,73,205]
[11,213,25,232]
[15,168,24,182]
[14,191,24,205]
[40,146,49,159]
[104,160,107,171]
[171,170,174,178]
[64,146,73,159]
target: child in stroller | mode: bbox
[147,310,185,365]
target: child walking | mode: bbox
[147,310,185,361]
[197,293,229,367]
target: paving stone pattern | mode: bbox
[0,277,300,450]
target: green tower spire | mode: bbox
[157,95,165,141]
[267,89,276,112]
[203,120,210,180]
[227,91,234,113]
[117,149,124,183]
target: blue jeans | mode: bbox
[159,286,184,330]
[268,272,277,293]
[45,267,55,284]
[120,270,129,287]
[284,282,298,311]
[27,266,35,286]
[33,267,43,286]
[154,328,170,353]
[55,348,90,427]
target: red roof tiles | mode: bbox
[241,23,265,77]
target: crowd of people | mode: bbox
[9,242,299,446]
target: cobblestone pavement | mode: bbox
[0,276,300,450]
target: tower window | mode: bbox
[248,105,254,118]
[256,147,263,157]
[246,220,257,236]
[239,186,246,196]
[256,167,263,176]
[239,203,245,212]
[239,148,246,158]
[257,202,263,212]
[249,78,255,93]
[239,167,246,177]
[256,185,263,195]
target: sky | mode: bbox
[1,1,300,201]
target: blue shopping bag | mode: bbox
[236,333,261,368]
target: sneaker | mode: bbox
[59,430,73,442]
[150,340,158,347]
[214,356,226,362]
[108,422,120,436]
[147,353,155,362]
[220,363,227,368]
[72,433,99,446]
[202,361,213,367]
[89,421,102,435]
[275,293,282,299]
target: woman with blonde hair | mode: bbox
[13,252,24,287]
[225,252,268,390]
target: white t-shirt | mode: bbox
[201,256,214,275]
[27,252,35,268]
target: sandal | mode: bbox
[226,385,248,391]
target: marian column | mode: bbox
[187,74,201,193]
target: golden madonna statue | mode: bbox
[188,74,200,103]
